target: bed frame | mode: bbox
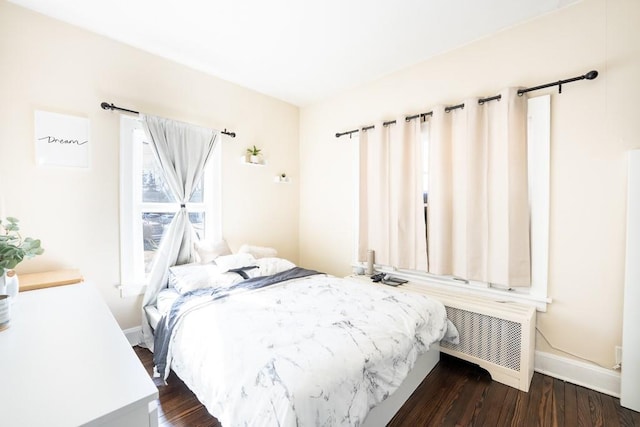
[363,346,440,426]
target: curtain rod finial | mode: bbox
[585,70,598,80]
[100,102,113,111]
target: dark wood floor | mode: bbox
[134,346,640,426]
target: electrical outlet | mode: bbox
[615,346,623,366]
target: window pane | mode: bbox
[142,142,173,203]
[141,140,205,203]
[142,212,175,273]
[189,212,205,239]
[190,181,203,203]
[141,212,206,274]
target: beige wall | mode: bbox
[0,1,300,329]
[299,0,640,367]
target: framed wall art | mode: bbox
[34,110,90,168]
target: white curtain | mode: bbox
[140,114,219,350]
[358,117,427,270]
[358,122,390,265]
[428,88,530,287]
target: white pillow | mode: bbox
[237,244,278,259]
[214,253,257,273]
[255,257,296,276]
[168,262,248,294]
[168,263,221,293]
[195,239,232,264]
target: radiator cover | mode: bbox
[396,281,536,392]
[441,307,523,371]
[438,300,536,392]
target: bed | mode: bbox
[146,254,458,426]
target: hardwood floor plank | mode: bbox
[565,382,579,427]
[134,346,221,427]
[577,385,594,427]
[616,400,640,427]
[599,393,621,427]
[587,388,607,427]
[132,346,640,427]
[495,386,519,425]
[551,377,565,427]
[522,372,544,426]
[388,354,472,426]
[439,365,491,426]
[510,387,532,425]
[407,362,470,425]
[538,375,555,427]
[417,357,477,425]
[472,378,510,426]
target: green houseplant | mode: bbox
[246,145,262,164]
[0,217,44,270]
[0,217,44,326]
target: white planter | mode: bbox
[0,269,19,299]
[0,294,10,330]
[250,155,260,164]
[0,269,17,330]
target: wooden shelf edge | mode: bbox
[18,269,84,292]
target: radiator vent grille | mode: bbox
[441,306,522,372]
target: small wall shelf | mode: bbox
[274,175,291,183]
[240,156,266,166]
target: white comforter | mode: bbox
[169,274,454,426]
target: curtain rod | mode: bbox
[100,102,237,138]
[335,69,599,138]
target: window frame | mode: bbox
[119,115,221,290]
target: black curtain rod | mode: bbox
[335,69,598,138]
[100,102,237,138]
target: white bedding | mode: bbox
[167,273,456,426]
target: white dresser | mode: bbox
[0,283,158,427]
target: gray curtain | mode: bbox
[140,114,218,350]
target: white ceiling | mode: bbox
[9,0,578,106]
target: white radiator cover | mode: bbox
[392,281,536,392]
[442,307,523,371]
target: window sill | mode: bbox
[117,283,147,298]
[352,263,551,311]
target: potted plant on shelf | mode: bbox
[246,145,262,164]
[0,217,44,298]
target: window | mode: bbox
[356,96,551,310]
[119,116,221,288]
[420,96,549,306]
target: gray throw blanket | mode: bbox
[153,267,321,378]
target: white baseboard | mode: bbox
[123,326,143,346]
[534,350,621,397]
